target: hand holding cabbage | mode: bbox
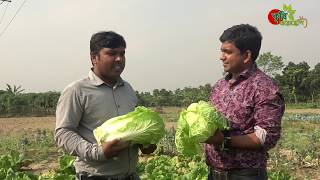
[101,138,131,159]
[175,101,229,156]
[94,106,165,150]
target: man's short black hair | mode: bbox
[219,24,262,61]
[90,31,126,55]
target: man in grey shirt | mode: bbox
[55,31,156,180]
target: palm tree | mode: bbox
[6,84,24,95]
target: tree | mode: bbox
[6,84,24,95]
[152,89,174,106]
[198,84,212,101]
[301,63,320,102]
[279,62,310,103]
[256,52,284,77]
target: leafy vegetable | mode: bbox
[38,154,76,180]
[0,151,76,180]
[94,106,165,146]
[140,155,208,180]
[175,101,228,156]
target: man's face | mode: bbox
[219,42,247,74]
[92,47,126,81]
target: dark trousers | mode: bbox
[208,168,268,180]
[76,173,140,180]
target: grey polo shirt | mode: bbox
[55,70,138,177]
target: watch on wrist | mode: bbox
[222,131,231,152]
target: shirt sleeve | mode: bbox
[54,85,106,161]
[254,125,267,145]
[254,90,285,151]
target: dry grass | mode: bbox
[0,116,55,137]
[285,108,320,114]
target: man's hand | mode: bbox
[205,131,262,150]
[101,139,130,159]
[204,130,224,145]
[139,144,157,154]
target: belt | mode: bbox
[209,167,266,180]
[76,172,135,180]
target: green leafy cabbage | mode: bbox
[140,155,208,180]
[175,101,229,156]
[94,106,165,146]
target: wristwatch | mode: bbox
[222,130,232,152]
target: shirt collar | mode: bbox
[88,69,124,87]
[224,63,258,83]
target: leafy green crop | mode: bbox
[0,151,76,180]
[94,106,165,146]
[140,155,207,180]
[175,101,228,156]
[268,169,293,180]
[0,151,37,180]
[39,155,75,180]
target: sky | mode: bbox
[0,0,319,93]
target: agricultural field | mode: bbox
[0,107,319,179]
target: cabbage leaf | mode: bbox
[175,101,229,156]
[94,106,165,146]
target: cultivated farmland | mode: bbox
[0,108,319,179]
